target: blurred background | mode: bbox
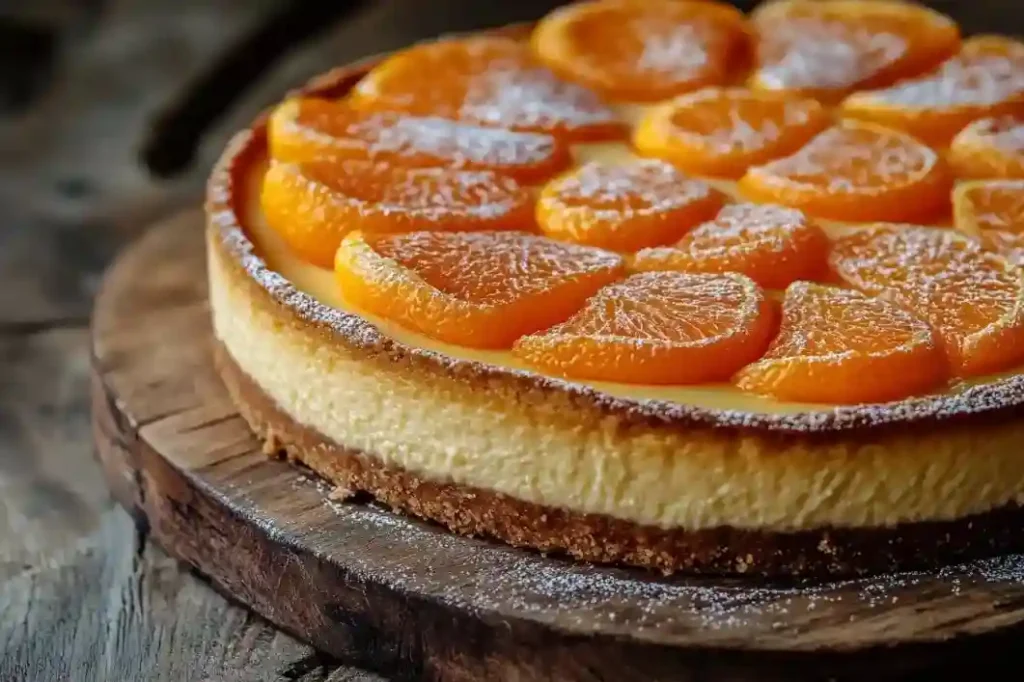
[0,1,1017,681]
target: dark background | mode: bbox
[0,1,1019,680]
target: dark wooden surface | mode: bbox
[3,1,1023,680]
[0,1,566,680]
[91,211,1024,681]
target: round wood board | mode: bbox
[91,211,1024,681]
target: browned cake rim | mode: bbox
[204,30,1024,438]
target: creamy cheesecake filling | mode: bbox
[211,223,1024,532]
[243,137,1020,414]
[204,114,1024,533]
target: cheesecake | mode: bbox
[206,0,1024,576]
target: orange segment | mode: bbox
[536,159,724,252]
[948,115,1024,179]
[841,36,1024,146]
[738,120,951,222]
[350,36,625,143]
[631,203,829,289]
[512,271,776,384]
[267,98,570,184]
[735,282,944,404]
[633,88,829,179]
[980,230,1024,266]
[750,0,960,100]
[953,179,1024,234]
[530,0,749,102]
[334,231,624,348]
[260,160,535,268]
[953,179,1024,265]
[830,224,1024,376]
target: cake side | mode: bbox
[208,223,1024,566]
[208,271,1024,575]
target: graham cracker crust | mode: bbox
[213,340,1024,577]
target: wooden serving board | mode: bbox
[91,211,1024,682]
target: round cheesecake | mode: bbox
[206,8,1024,576]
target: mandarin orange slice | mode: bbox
[260,160,535,268]
[632,87,830,179]
[830,224,1024,376]
[948,115,1024,179]
[953,179,1024,265]
[749,0,959,100]
[512,271,776,384]
[535,159,724,252]
[841,36,1024,146]
[350,36,625,143]
[738,120,951,222]
[980,230,1024,266]
[953,179,1024,235]
[734,282,944,404]
[531,0,749,102]
[267,98,570,184]
[631,203,829,289]
[334,230,624,348]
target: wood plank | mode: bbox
[90,211,1024,682]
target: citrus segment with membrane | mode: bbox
[531,0,750,102]
[631,203,829,289]
[830,224,1024,377]
[738,120,951,222]
[948,115,1024,179]
[954,179,1024,265]
[512,271,776,384]
[350,36,625,142]
[334,230,624,348]
[953,179,1024,234]
[840,35,1024,145]
[536,159,724,252]
[632,87,830,178]
[734,282,945,403]
[749,0,960,100]
[260,160,536,268]
[267,98,571,184]
[979,230,1024,266]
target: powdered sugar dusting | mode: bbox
[350,113,559,168]
[633,20,710,80]
[281,468,1024,645]
[756,17,906,91]
[857,49,1024,108]
[750,122,936,193]
[667,89,820,155]
[461,64,620,131]
[545,159,714,220]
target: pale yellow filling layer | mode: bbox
[209,157,1024,531]
[205,119,1024,532]
[210,238,1024,531]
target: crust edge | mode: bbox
[214,339,1024,577]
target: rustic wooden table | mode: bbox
[0,2,565,679]
[0,1,1017,680]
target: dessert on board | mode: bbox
[206,0,1024,576]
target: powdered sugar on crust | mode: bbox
[294,471,1024,647]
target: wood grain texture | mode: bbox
[7,0,1024,679]
[90,210,1024,682]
